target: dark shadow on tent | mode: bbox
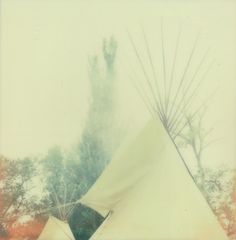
[68,203,105,240]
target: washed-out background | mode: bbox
[0,0,236,239]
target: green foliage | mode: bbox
[78,132,109,192]
[78,36,119,193]
[41,146,83,220]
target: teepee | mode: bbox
[79,119,228,239]
[37,216,75,240]
[73,26,228,239]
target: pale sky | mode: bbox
[1,0,236,169]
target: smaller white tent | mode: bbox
[37,216,75,240]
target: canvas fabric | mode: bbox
[80,119,228,240]
[37,216,75,240]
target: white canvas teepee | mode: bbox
[37,216,75,240]
[79,119,228,239]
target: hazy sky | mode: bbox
[1,0,236,168]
